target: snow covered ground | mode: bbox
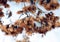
[0,0,60,42]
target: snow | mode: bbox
[0,0,60,42]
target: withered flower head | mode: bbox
[4,4,10,8]
[39,0,59,10]
[0,0,7,5]
[0,0,9,8]
[23,5,36,13]
[0,8,3,12]
[17,10,23,14]
[0,11,4,17]
[28,5,36,13]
